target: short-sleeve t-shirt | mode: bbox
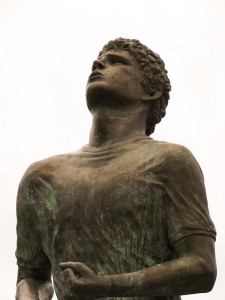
[16,136,216,300]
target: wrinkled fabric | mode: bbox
[16,136,216,300]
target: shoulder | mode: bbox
[144,138,197,162]
[19,151,80,188]
[153,139,193,156]
[17,151,81,206]
[143,139,203,177]
[22,155,62,181]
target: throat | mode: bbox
[88,110,147,148]
[109,116,128,120]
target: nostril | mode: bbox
[92,59,105,71]
[97,60,105,70]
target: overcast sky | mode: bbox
[0,0,225,299]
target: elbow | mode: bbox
[194,256,217,293]
[201,266,217,293]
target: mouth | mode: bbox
[89,71,104,80]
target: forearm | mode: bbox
[61,236,216,299]
[101,255,215,298]
[16,278,54,300]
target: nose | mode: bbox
[92,59,105,71]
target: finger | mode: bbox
[60,263,83,278]
[60,261,78,270]
[62,268,76,279]
[60,262,95,277]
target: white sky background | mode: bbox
[0,0,225,299]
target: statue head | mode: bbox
[99,38,171,135]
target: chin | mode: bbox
[86,82,133,111]
[86,83,114,111]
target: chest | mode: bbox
[37,158,171,264]
[53,163,165,229]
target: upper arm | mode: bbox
[162,145,217,292]
[174,234,216,266]
[163,145,216,245]
[16,170,51,283]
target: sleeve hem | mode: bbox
[171,230,216,246]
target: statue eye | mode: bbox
[110,57,125,65]
[110,58,121,64]
[108,54,130,66]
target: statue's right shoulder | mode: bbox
[20,151,80,186]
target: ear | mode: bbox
[141,90,162,102]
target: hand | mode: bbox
[60,262,104,299]
[16,278,53,300]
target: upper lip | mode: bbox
[89,70,104,80]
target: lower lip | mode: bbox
[89,75,103,80]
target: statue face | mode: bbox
[86,50,148,111]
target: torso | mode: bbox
[25,136,215,300]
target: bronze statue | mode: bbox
[16,38,216,300]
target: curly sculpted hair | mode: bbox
[99,38,171,135]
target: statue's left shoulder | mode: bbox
[150,139,197,162]
[148,139,203,178]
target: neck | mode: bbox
[88,106,148,147]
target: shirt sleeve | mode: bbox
[162,145,216,246]
[16,169,51,284]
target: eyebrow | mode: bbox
[99,53,131,64]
